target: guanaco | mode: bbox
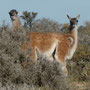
[23,14,80,74]
[9,9,22,29]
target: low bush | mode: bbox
[0,27,70,90]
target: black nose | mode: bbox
[73,23,76,25]
[9,12,11,15]
[9,12,13,16]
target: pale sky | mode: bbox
[0,0,90,26]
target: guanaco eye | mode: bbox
[76,20,78,22]
[70,20,73,23]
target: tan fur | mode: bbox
[13,17,22,29]
[23,31,76,64]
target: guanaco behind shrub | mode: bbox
[23,14,80,75]
[9,9,22,30]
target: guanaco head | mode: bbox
[67,14,80,30]
[9,9,22,29]
[9,9,18,21]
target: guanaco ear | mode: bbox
[9,11,11,15]
[76,14,80,20]
[67,15,71,20]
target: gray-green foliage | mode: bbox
[0,18,90,90]
[0,28,27,85]
[23,55,69,90]
[31,18,62,33]
[0,27,70,90]
[21,11,37,28]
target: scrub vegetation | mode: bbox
[0,13,90,90]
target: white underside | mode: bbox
[37,40,58,61]
[66,41,77,60]
[66,26,78,60]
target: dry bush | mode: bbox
[0,28,28,85]
[30,18,62,33]
[0,27,70,90]
[0,18,90,90]
[67,44,90,82]
[23,55,70,90]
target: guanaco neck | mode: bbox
[13,17,22,28]
[69,25,78,44]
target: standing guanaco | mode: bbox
[23,14,80,74]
